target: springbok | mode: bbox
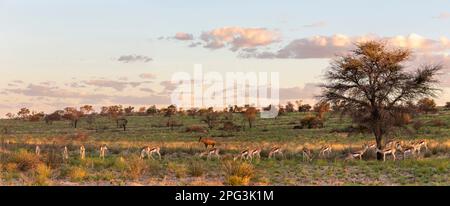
[399,144,415,159]
[199,148,220,160]
[302,147,313,162]
[140,146,161,160]
[411,140,428,155]
[346,144,369,160]
[234,149,249,161]
[249,148,261,161]
[319,145,332,158]
[367,142,377,150]
[377,142,401,161]
[385,139,398,149]
[268,146,283,159]
[80,145,86,160]
[100,144,108,160]
[62,146,69,161]
[35,145,41,156]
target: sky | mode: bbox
[0,0,449,116]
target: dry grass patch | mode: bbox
[222,160,254,186]
[68,166,88,182]
[34,163,52,185]
[125,155,146,180]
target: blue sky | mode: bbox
[0,0,449,115]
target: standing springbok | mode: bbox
[100,144,108,160]
[268,146,283,159]
[234,149,249,161]
[302,147,313,162]
[249,148,261,161]
[80,145,86,160]
[35,145,41,156]
[199,148,220,160]
[377,142,401,161]
[62,146,69,161]
[319,145,332,158]
[140,146,161,160]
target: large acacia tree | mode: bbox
[320,41,441,160]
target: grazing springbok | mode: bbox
[249,148,261,161]
[140,146,161,160]
[302,147,313,162]
[411,140,428,155]
[62,146,69,161]
[268,146,283,159]
[35,145,41,156]
[198,137,216,148]
[199,148,220,160]
[100,144,108,160]
[367,142,377,150]
[399,144,415,159]
[80,145,86,160]
[385,139,398,149]
[346,144,369,160]
[377,142,401,161]
[319,145,332,158]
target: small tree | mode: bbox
[100,106,109,116]
[124,106,135,115]
[417,98,437,114]
[445,102,450,110]
[80,105,94,115]
[62,107,81,128]
[298,104,311,112]
[165,105,177,117]
[313,102,331,119]
[5,113,15,119]
[285,102,296,113]
[202,111,219,129]
[320,41,440,160]
[146,105,158,115]
[17,108,30,120]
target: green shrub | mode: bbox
[188,161,205,177]
[9,149,41,172]
[146,159,164,177]
[300,115,324,129]
[168,162,187,178]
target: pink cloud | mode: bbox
[200,27,280,51]
[174,32,194,41]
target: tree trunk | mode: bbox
[373,123,384,160]
[375,134,383,160]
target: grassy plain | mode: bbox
[0,110,449,185]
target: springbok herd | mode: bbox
[28,138,430,162]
